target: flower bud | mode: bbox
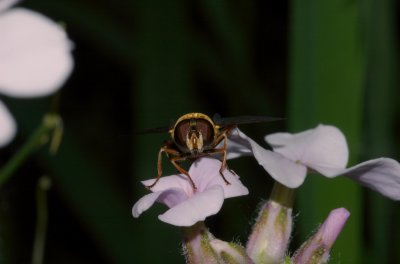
[246,200,292,264]
[183,222,254,264]
[292,208,350,264]
[210,239,253,264]
[182,222,219,264]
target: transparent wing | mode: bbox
[213,113,284,127]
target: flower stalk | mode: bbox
[0,113,62,186]
[32,176,52,264]
[270,181,294,208]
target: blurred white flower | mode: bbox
[0,0,73,146]
[0,0,18,11]
[226,125,400,200]
[132,157,249,226]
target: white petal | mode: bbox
[189,157,248,198]
[226,128,254,159]
[189,157,224,192]
[265,125,349,176]
[339,158,400,201]
[156,188,189,208]
[265,131,293,147]
[132,191,163,218]
[228,128,308,188]
[142,174,191,196]
[158,185,224,226]
[197,158,249,198]
[0,8,73,97]
[132,188,188,217]
[0,100,16,147]
[254,148,308,188]
[0,0,19,12]
[142,157,249,201]
[211,170,249,199]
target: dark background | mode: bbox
[0,0,399,263]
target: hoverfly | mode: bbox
[140,113,281,190]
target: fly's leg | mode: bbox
[208,126,244,184]
[146,146,181,189]
[146,146,197,190]
[219,133,232,185]
[207,132,231,185]
[169,156,197,191]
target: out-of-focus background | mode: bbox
[1,0,399,263]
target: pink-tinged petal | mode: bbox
[134,157,249,225]
[0,100,16,147]
[156,188,188,208]
[0,8,73,97]
[132,191,163,218]
[208,169,249,199]
[265,125,349,176]
[132,188,188,218]
[142,174,191,196]
[189,157,249,197]
[188,157,223,192]
[158,185,225,226]
[255,150,308,188]
[338,158,400,201]
[0,0,19,12]
[228,128,308,188]
[226,128,254,159]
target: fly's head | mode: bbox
[170,113,218,156]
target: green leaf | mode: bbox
[361,0,398,262]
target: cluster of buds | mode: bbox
[176,180,350,264]
[133,125,400,263]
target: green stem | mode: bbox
[270,181,295,208]
[32,176,51,264]
[0,114,61,187]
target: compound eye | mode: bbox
[195,119,214,146]
[174,120,190,150]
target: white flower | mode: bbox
[132,157,249,226]
[0,0,73,146]
[226,125,400,200]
